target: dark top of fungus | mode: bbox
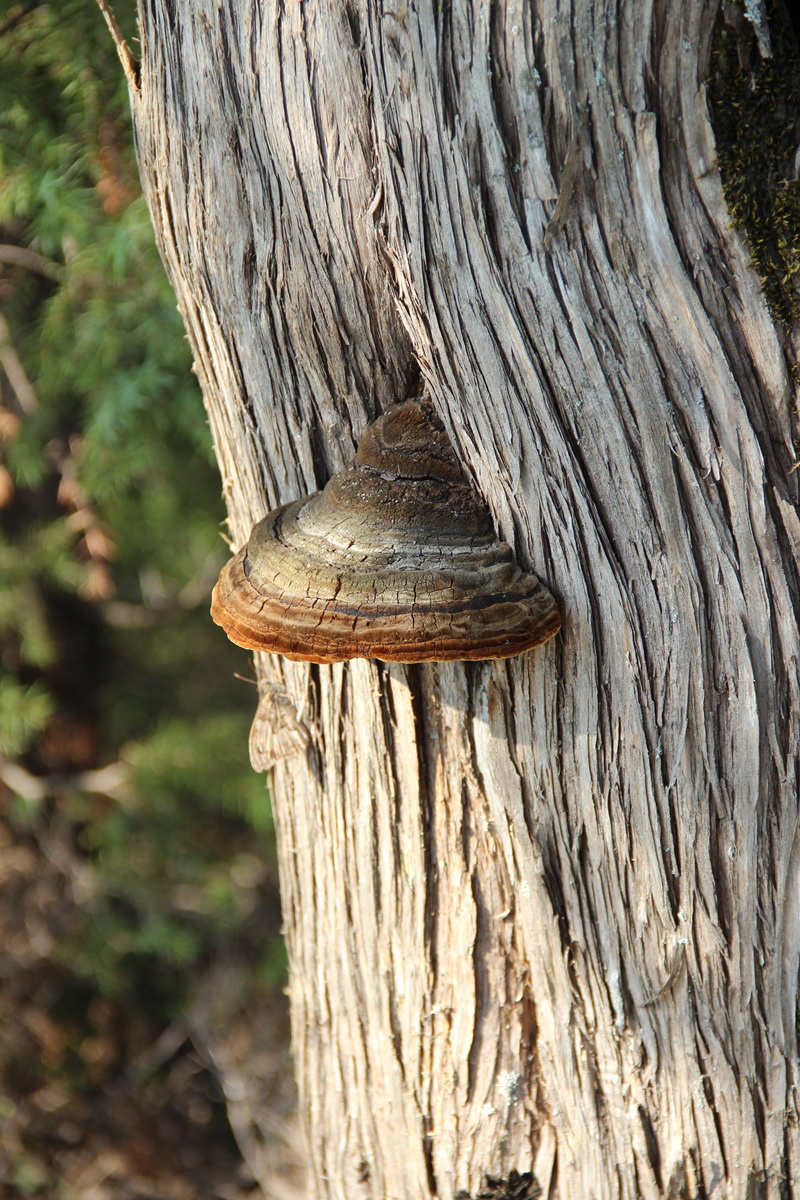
[211,399,561,663]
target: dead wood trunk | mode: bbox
[124,0,800,1195]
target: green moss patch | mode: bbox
[709,1,800,328]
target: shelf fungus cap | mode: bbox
[211,400,561,663]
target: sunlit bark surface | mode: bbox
[129,1,800,1195]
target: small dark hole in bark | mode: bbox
[458,1169,542,1200]
[355,1158,370,1184]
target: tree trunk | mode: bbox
[124,0,800,1195]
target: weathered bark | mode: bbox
[125,0,800,1195]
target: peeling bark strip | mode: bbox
[128,0,800,1196]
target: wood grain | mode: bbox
[129,0,800,1195]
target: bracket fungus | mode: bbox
[211,399,561,663]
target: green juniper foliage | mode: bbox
[0,0,281,1031]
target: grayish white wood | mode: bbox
[126,0,800,1195]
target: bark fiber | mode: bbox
[128,0,800,1196]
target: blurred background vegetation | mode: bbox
[0,2,299,1196]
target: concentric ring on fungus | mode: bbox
[211,399,561,663]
